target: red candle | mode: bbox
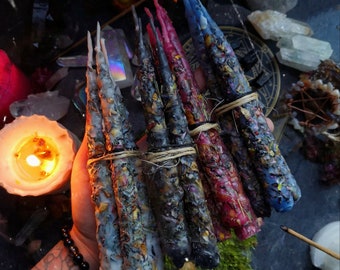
[0,49,32,128]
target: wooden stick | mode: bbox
[280,225,340,260]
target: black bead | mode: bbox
[69,245,79,254]
[61,231,69,239]
[61,225,89,269]
[64,237,74,247]
[79,261,90,270]
[61,226,69,234]
[73,252,84,264]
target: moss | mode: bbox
[214,231,257,270]
[164,231,257,270]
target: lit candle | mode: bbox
[0,115,78,196]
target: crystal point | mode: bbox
[276,48,322,72]
[247,10,313,40]
[276,35,333,72]
[9,91,70,120]
[277,35,333,60]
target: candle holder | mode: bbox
[0,115,78,196]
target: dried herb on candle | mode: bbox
[184,0,301,212]
[92,25,152,269]
[152,21,231,237]
[85,32,122,269]
[199,168,232,242]
[180,0,223,105]
[146,7,220,268]
[153,0,260,241]
[133,10,190,269]
[183,0,271,219]
[153,0,208,126]
[132,9,165,270]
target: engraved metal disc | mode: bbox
[183,26,281,116]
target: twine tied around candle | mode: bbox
[144,146,197,164]
[189,122,220,137]
[87,150,140,166]
[215,92,259,117]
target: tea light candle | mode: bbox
[0,115,78,196]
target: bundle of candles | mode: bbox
[82,0,302,269]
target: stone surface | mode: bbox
[305,7,340,63]
[246,0,298,13]
[247,10,313,40]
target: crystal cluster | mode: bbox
[248,10,333,72]
[247,10,313,40]
[9,91,70,121]
[276,35,333,72]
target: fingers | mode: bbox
[266,117,274,132]
[72,137,89,178]
[70,137,96,230]
[193,66,206,90]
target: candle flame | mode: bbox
[26,154,41,167]
[14,136,59,182]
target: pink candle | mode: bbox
[0,50,32,128]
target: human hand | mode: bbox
[32,137,99,270]
[69,137,99,269]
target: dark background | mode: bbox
[0,0,339,269]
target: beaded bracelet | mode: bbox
[61,226,90,270]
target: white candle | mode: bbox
[0,115,78,196]
[310,221,340,270]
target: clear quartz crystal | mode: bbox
[248,10,334,72]
[9,91,70,120]
[276,35,333,71]
[277,35,333,60]
[247,10,313,40]
[276,47,322,72]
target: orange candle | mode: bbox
[0,115,78,196]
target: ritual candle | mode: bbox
[0,49,32,128]
[0,115,78,196]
